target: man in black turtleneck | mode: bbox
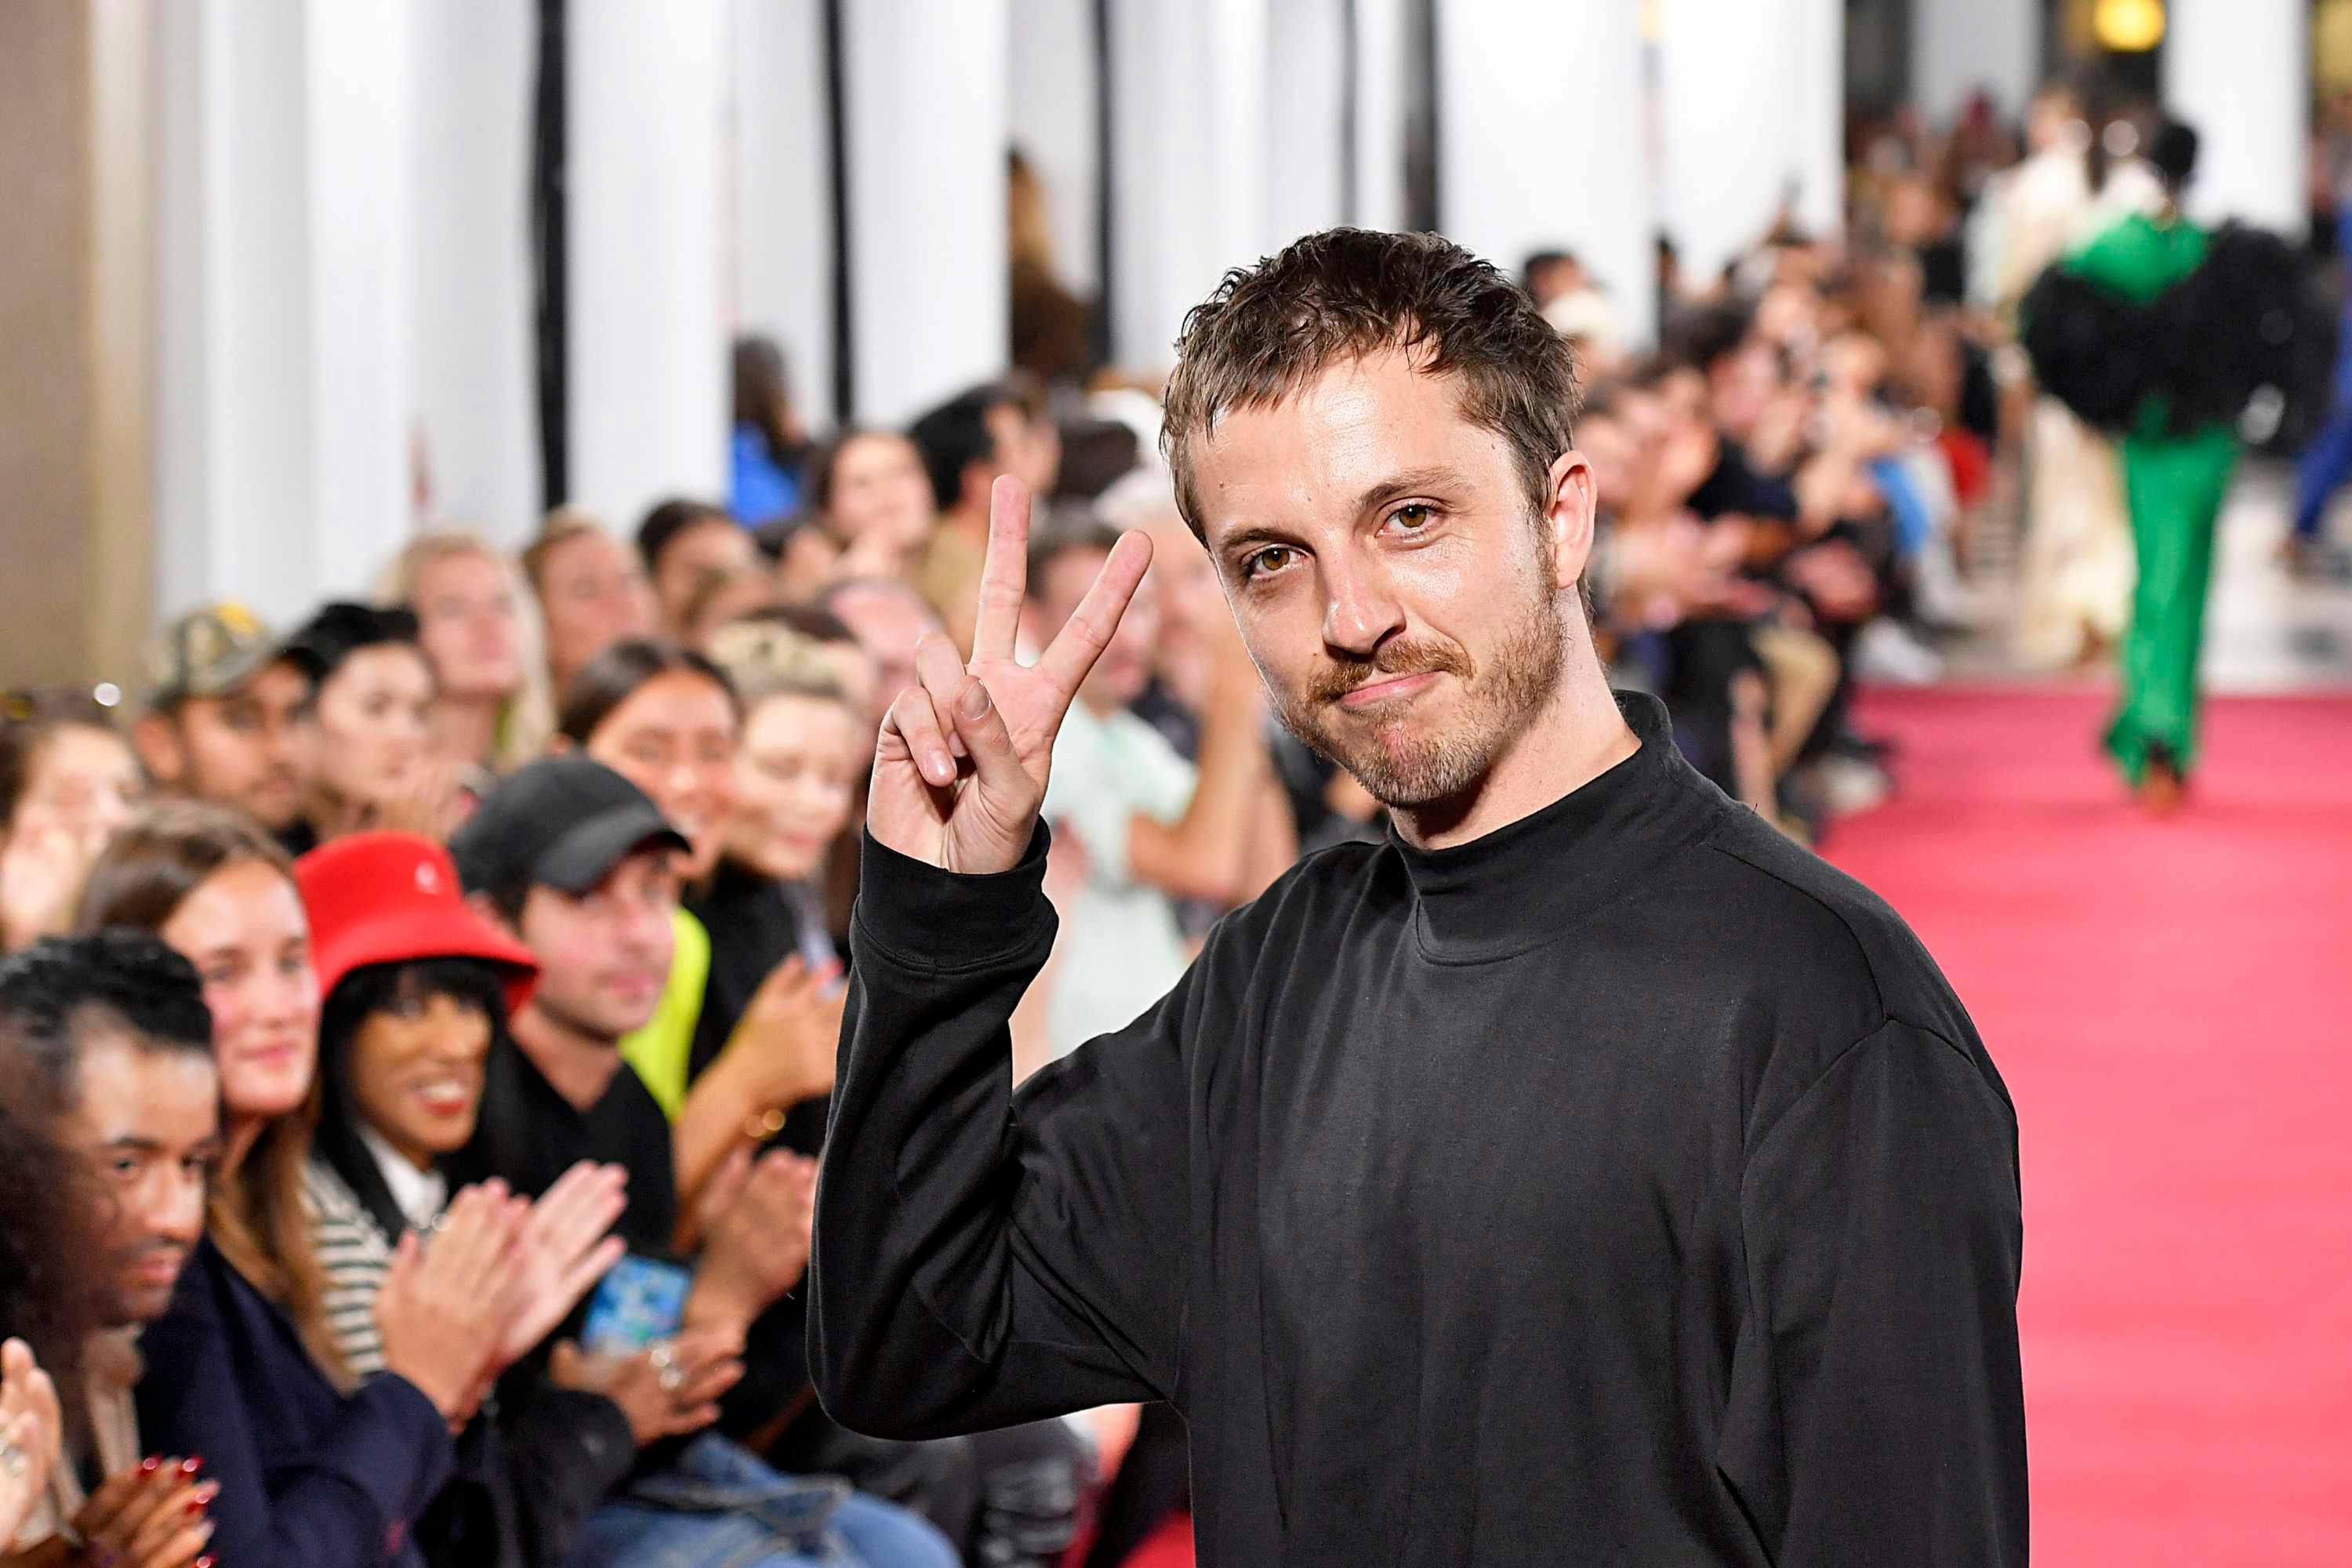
[809,230,2026,1566]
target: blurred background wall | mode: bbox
[0,0,2331,666]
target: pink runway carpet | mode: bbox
[1827,684,2352,1565]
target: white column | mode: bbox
[1010,0,1100,297]
[2165,0,2307,236]
[1658,0,1842,287]
[1911,0,2036,127]
[567,0,727,529]
[304,0,416,592]
[1787,0,1845,243]
[731,0,835,430]
[1109,0,1272,373]
[412,0,539,543]
[152,0,419,623]
[1436,0,1655,349]
[841,0,1011,424]
[1352,0,1409,231]
[1267,0,1348,249]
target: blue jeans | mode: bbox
[567,1433,958,1568]
[2295,384,2352,540]
[2294,210,2352,541]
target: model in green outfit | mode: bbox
[2062,127,2237,806]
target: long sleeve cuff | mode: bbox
[852,824,1056,971]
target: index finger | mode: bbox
[1035,530,1153,699]
[971,474,1033,664]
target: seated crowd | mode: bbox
[0,230,1988,1563]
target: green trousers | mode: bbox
[2105,424,2238,784]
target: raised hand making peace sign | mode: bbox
[868,474,1152,875]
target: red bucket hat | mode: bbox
[294,832,539,1017]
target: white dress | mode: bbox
[1999,150,2161,668]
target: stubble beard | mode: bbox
[1269,579,1569,809]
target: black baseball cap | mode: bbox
[450,756,689,898]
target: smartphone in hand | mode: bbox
[579,1254,692,1357]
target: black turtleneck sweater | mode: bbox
[810,693,2025,1566]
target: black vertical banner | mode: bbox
[1403,0,1439,234]
[529,0,569,506]
[1091,0,1117,370]
[823,0,856,420]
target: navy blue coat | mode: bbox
[136,1236,456,1568]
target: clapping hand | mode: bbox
[718,955,845,1113]
[376,1182,528,1422]
[71,1455,217,1568]
[0,1338,60,1548]
[684,1149,820,1334]
[495,1161,630,1369]
[0,823,107,950]
[866,475,1151,876]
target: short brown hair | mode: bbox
[74,799,291,936]
[1160,228,1581,540]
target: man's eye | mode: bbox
[1385,503,1436,532]
[1243,547,1295,581]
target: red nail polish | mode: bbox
[180,1457,203,1475]
[141,1456,162,1474]
[195,1558,215,1568]
[187,1497,206,1516]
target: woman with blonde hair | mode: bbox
[378,533,557,775]
[519,510,656,703]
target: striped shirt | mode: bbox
[303,1143,445,1378]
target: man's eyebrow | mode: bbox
[1215,523,1303,560]
[1352,466,1460,517]
[1213,467,1465,561]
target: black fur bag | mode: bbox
[2020,223,2327,443]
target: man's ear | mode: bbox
[1543,448,1600,596]
[132,713,186,788]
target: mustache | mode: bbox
[121,1239,187,1267]
[1306,639,1473,706]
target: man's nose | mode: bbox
[1319,552,1406,658]
[157,1165,207,1245]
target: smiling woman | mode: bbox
[560,639,743,887]
[74,801,325,1329]
[294,832,539,1377]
